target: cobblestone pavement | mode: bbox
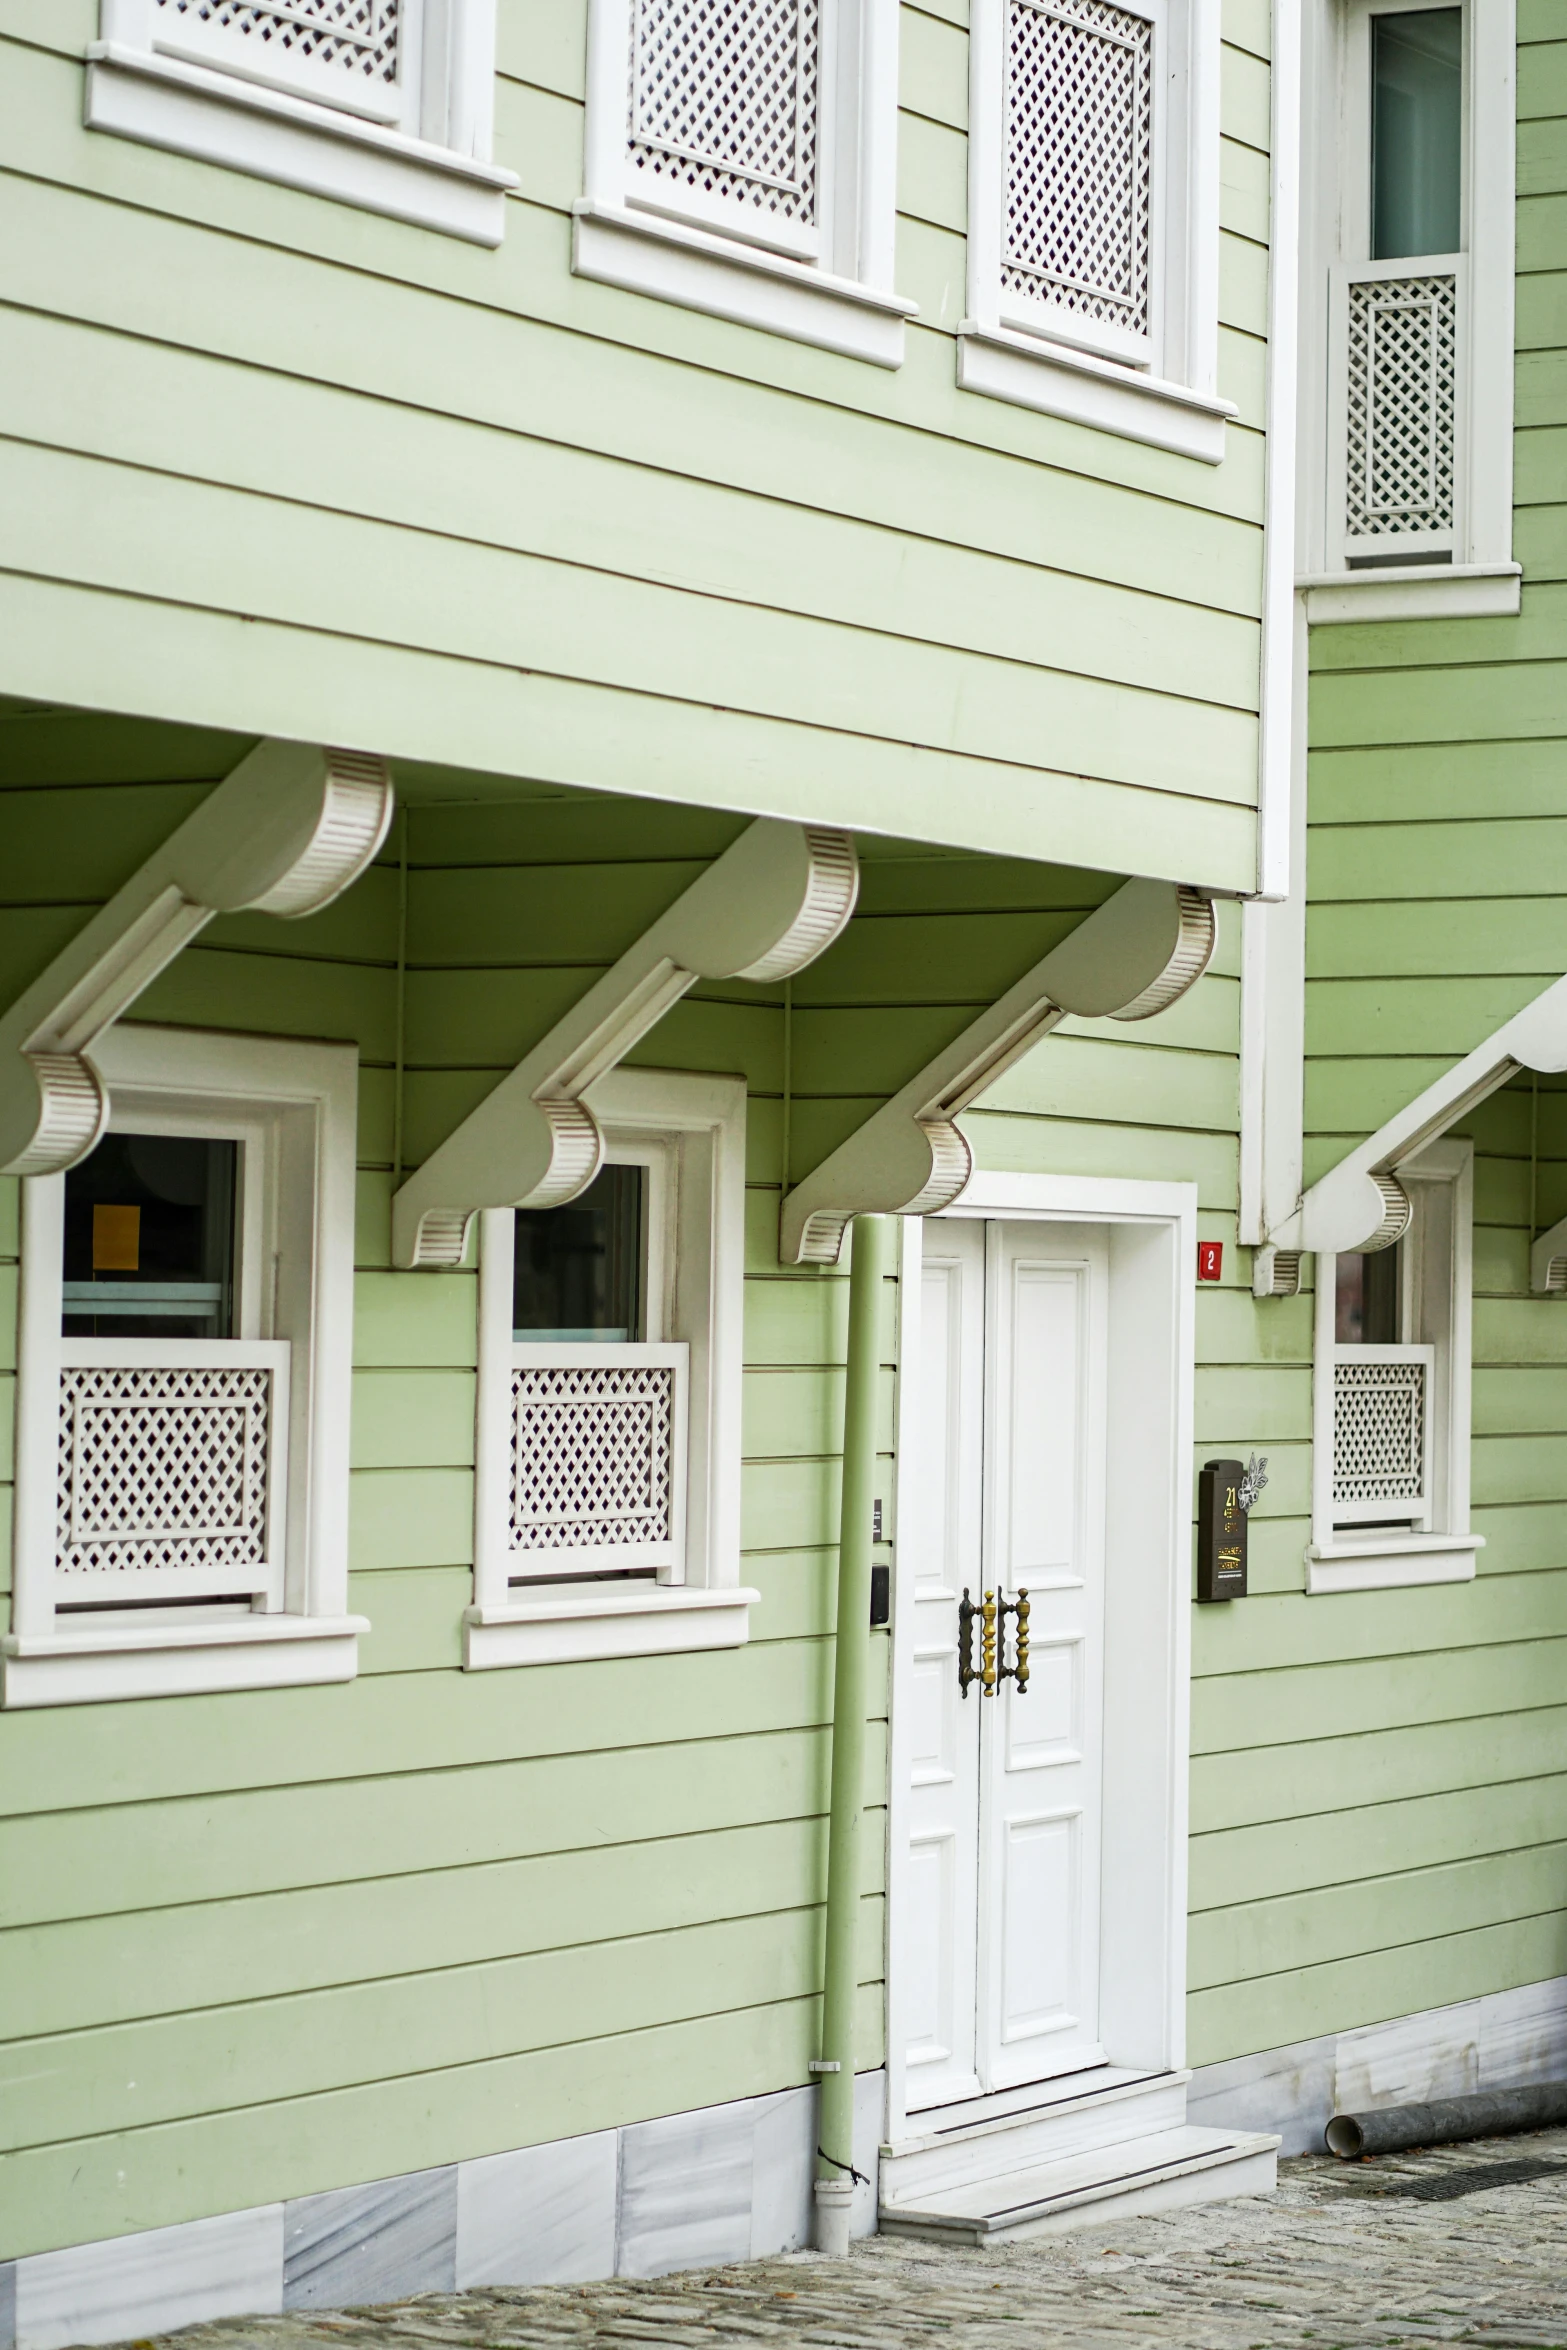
[139,2131,1567,2350]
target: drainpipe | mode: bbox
[813,1211,891,2256]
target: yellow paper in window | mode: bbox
[93,1203,140,1271]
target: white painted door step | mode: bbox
[878,2124,1281,2245]
[884,2067,1192,2203]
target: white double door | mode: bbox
[901,1217,1110,2112]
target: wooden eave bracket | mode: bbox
[779,878,1218,1266]
[1264,969,1567,1282]
[0,739,394,1178]
[390,819,859,1269]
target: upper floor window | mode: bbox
[958,0,1232,463]
[87,0,516,243]
[574,0,912,366]
[145,0,417,129]
[1300,0,1518,616]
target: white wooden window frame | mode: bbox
[573,0,914,367]
[85,0,518,245]
[2,1025,365,1707]
[1297,0,1519,622]
[467,1066,757,1668]
[1308,1138,1478,1593]
[957,0,1233,462]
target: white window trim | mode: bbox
[572,0,914,367]
[1297,0,1517,621]
[957,0,1234,462]
[86,0,518,246]
[467,1066,757,1668]
[2,1025,365,1706]
[1308,1137,1480,1594]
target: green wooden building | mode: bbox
[0,0,1562,2338]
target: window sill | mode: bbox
[1300,564,1522,625]
[571,201,915,367]
[464,1584,760,1668]
[0,1612,369,1707]
[85,44,518,245]
[956,323,1236,464]
[1306,1534,1481,1596]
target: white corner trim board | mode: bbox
[1271,971,1567,1255]
[1305,1537,1480,1597]
[393,819,857,1268]
[573,204,916,366]
[86,44,518,243]
[780,880,1216,1264]
[0,738,392,1180]
[1300,564,1523,625]
[464,1584,761,1670]
[0,1613,369,1708]
[956,326,1236,463]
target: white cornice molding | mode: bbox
[0,740,393,1178]
[391,819,858,1269]
[779,880,1217,1265]
[1275,972,1567,1258]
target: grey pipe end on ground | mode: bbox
[1326,2082,1567,2158]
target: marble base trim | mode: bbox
[0,2072,884,2349]
[1188,1974,1567,2156]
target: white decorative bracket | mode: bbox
[1270,969,1567,1261]
[1251,1247,1303,1299]
[0,740,394,1177]
[779,879,1217,1265]
[391,819,859,1269]
[1532,1217,1567,1296]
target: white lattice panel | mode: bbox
[56,1358,282,1600]
[512,1361,677,1550]
[1002,0,1153,339]
[1345,272,1458,541]
[1333,1355,1427,1509]
[153,0,402,102]
[628,0,820,229]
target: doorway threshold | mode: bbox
[901,2064,1179,2149]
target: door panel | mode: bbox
[901,1219,984,2108]
[979,1222,1109,2092]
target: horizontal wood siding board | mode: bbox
[1187,1913,1567,2071]
[0,1982,884,2262]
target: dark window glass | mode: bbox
[63,1133,237,1338]
[513,1164,644,1342]
[1372,8,1462,260]
[1335,1244,1401,1344]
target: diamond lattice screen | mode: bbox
[57,1364,273,1584]
[1002,0,1154,338]
[628,0,820,229]
[1333,1357,1427,1505]
[1345,273,1457,539]
[153,0,401,91]
[511,1363,676,1549]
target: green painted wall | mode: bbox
[0,705,1143,2258]
[0,0,1268,887]
[1227,0,1567,2075]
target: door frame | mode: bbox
[883,1171,1199,2149]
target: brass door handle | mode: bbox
[958,1587,1029,1697]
